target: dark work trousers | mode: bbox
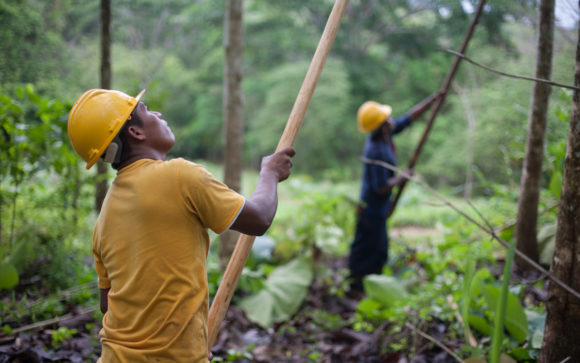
[348,207,388,291]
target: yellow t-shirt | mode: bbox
[93,158,245,362]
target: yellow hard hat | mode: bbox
[67,89,145,169]
[357,101,392,132]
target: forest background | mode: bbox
[0,0,579,362]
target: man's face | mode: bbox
[134,102,175,153]
[383,116,395,135]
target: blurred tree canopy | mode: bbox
[0,0,576,190]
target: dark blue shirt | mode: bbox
[359,114,412,217]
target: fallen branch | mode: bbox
[25,281,98,309]
[362,157,580,301]
[446,295,477,348]
[5,306,98,336]
[443,49,580,91]
[405,322,463,363]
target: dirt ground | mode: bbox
[0,254,458,363]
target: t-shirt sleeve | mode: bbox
[177,159,245,234]
[392,114,412,135]
[92,227,111,289]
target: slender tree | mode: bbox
[539,13,580,362]
[96,0,111,212]
[514,0,555,271]
[452,73,478,201]
[220,0,244,270]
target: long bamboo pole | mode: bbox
[207,0,350,349]
[387,0,487,218]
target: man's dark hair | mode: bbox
[110,106,143,170]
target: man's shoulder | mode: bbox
[164,158,216,182]
[165,158,202,171]
[166,157,193,166]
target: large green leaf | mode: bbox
[363,274,408,307]
[238,258,313,328]
[8,239,33,271]
[468,313,494,337]
[525,309,546,349]
[470,267,493,300]
[0,262,19,290]
[483,285,529,343]
[537,222,557,266]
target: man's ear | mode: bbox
[127,125,146,141]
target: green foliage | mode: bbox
[0,262,18,290]
[0,282,99,345]
[463,261,541,361]
[0,85,94,293]
[1,0,574,187]
[245,59,358,175]
[537,222,557,266]
[0,2,570,359]
[350,209,542,361]
[461,251,477,344]
[50,326,78,349]
[490,238,517,363]
[3,0,572,189]
[1,84,71,182]
[238,258,313,328]
[362,275,408,307]
[211,347,253,362]
[0,0,67,93]
[545,89,572,200]
[271,181,355,261]
[308,309,349,331]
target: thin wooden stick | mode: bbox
[444,49,580,91]
[207,0,350,350]
[492,201,559,233]
[388,0,487,218]
[7,306,98,335]
[405,322,464,363]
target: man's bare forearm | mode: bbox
[408,91,443,121]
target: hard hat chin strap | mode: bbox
[103,136,122,164]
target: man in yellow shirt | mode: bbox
[67,89,295,362]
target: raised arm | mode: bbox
[408,90,445,121]
[230,147,295,236]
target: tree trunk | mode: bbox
[539,14,580,362]
[220,0,244,271]
[95,0,112,212]
[515,0,554,272]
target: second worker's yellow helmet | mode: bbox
[357,101,392,132]
[67,89,146,169]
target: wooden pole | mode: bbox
[207,0,350,350]
[387,0,487,218]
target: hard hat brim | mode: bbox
[84,89,146,169]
